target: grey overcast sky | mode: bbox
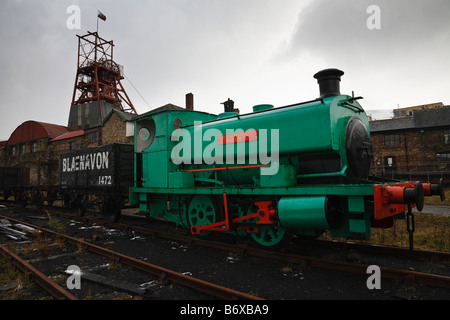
[0,0,449,140]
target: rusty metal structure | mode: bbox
[69,31,136,129]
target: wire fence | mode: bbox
[370,162,450,183]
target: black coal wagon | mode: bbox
[59,143,134,221]
[0,167,29,202]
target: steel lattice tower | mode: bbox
[68,31,137,129]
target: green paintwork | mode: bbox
[129,95,377,245]
[132,184,375,197]
[260,165,296,187]
[169,172,194,188]
[175,95,369,178]
[278,196,329,229]
[250,224,287,247]
[186,195,219,236]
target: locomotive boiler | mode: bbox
[129,69,444,247]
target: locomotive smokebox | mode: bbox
[314,68,344,98]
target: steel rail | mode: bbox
[12,203,446,263]
[65,214,450,290]
[4,207,450,290]
[297,239,450,262]
[0,244,78,300]
[97,217,450,289]
[0,214,263,300]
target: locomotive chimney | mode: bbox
[313,68,344,98]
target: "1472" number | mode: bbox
[98,175,112,185]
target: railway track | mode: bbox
[100,217,450,290]
[59,210,450,288]
[0,243,78,300]
[1,205,449,297]
[0,212,264,300]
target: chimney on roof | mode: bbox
[186,93,194,111]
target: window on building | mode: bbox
[31,142,37,153]
[89,131,98,143]
[12,146,16,156]
[384,134,400,147]
[444,130,450,145]
[70,141,77,151]
[436,152,450,161]
[126,122,134,137]
[20,144,26,155]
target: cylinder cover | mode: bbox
[278,196,344,230]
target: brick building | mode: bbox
[0,108,136,187]
[369,103,450,182]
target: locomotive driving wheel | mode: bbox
[239,203,291,248]
[239,204,292,248]
[251,224,289,247]
[186,195,222,237]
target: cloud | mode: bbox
[0,1,77,140]
[283,0,450,61]
[278,0,450,109]
[99,0,309,113]
[0,0,448,141]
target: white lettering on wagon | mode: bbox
[62,151,109,172]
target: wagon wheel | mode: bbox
[76,195,88,217]
[16,191,28,207]
[31,191,44,209]
[186,195,222,237]
[3,190,12,201]
[102,196,121,222]
[63,195,72,208]
[46,191,57,206]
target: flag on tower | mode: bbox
[98,11,106,21]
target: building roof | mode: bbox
[51,130,85,141]
[370,106,450,133]
[135,103,216,121]
[138,104,186,118]
[102,108,137,123]
[370,117,415,132]
[7,121,76,145]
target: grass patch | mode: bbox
[322,212,450,252]
[0,256,52,300]
[375,212,450,252]
[424,187,450,206]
